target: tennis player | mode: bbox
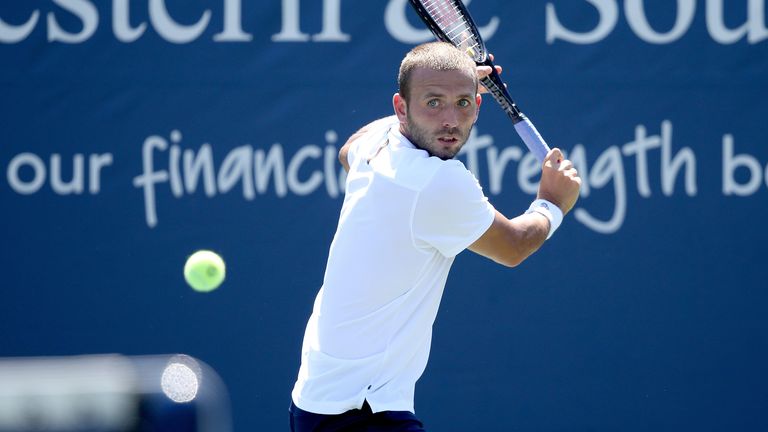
[290,42,581,431]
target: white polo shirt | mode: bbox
[291,116,495,415]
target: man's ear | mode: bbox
[474,93,482,124]
[393,93,408,123]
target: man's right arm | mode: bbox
[468,148,581,267]
[338,131,360,174]
[338,116,398,173]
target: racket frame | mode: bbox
[407,0,551,163]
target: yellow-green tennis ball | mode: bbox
[184,250,226,292]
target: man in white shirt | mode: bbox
[290,42,581,431]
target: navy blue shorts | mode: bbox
[289,400,426,432]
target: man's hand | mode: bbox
[537,148,581,215]
[476,54,502,95]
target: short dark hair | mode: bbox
[398,42,478,101]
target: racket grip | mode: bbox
[513,118,550,164]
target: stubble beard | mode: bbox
[404,112,470,161]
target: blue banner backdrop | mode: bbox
[2,1,767,430]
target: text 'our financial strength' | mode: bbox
[2,120,749,232]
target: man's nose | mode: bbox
[442,107,459,128]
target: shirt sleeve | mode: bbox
[412,161,496,258]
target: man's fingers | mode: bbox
[546,148,564,165]
[488,54,503,74]
[476,65,492,78]
[558,160,574,171]
[476,54,504,97]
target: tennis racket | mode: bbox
[407,0,550,164]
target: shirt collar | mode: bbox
[388,124,416,151]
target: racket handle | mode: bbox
[513,117,550,164]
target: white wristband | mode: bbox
[525,199,563,240]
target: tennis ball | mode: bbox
[184,250,226,292]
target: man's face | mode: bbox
[395,67,481,160]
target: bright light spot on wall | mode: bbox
[160,357,200,403]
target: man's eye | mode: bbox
[458,99,470,107]
[427,99,439,107]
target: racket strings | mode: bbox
[420,0,483,60]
